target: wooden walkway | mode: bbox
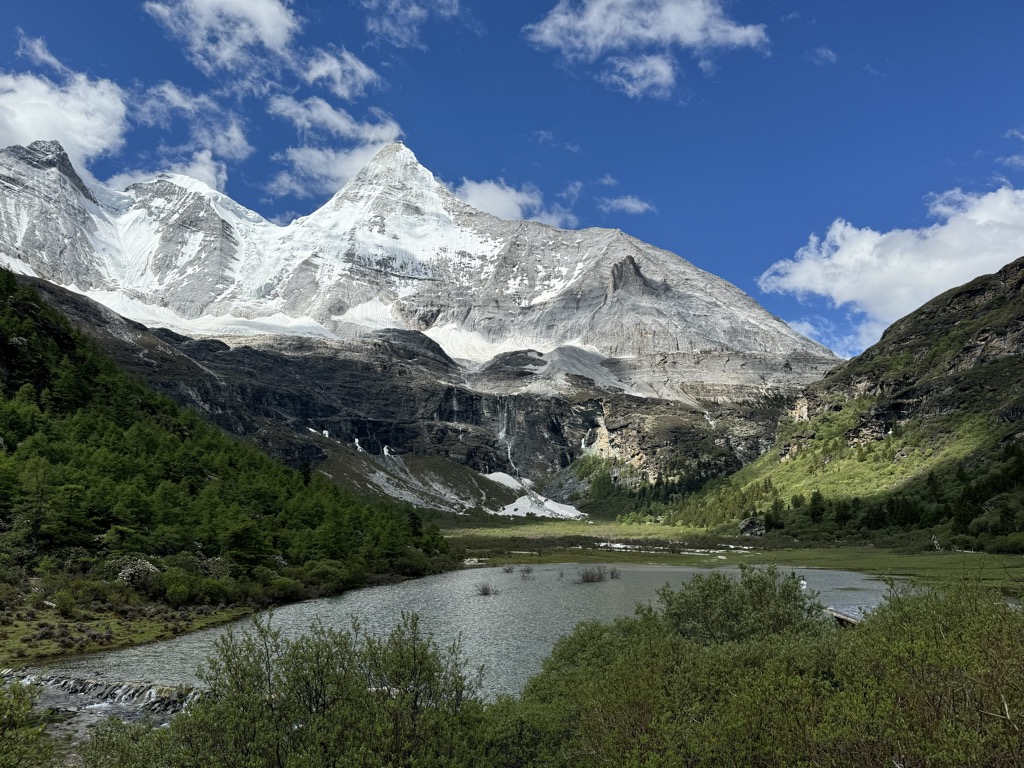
[823,607,862,627]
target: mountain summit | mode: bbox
[0,140,837,403]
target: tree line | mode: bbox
[0,268,454,620]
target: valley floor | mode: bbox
[445,519,1024,592]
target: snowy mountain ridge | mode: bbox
[0,139,838,403]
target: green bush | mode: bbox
[267,577,305,602]
[72,574,1024,768]
[0,583,19,611]
[53,588,77,619]
[0,682,54,768]
[80,614,485,768]
[657,563,823,644]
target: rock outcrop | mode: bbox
[1,140,843,505]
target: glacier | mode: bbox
[0,139,838,404]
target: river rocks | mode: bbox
[2,668,200,743]
[738,517,766,536]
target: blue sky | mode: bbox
[2,1,1024,357]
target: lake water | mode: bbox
[30,563,893,698]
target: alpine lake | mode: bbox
[26,562,891,700]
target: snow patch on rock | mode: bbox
[497,495,583,519]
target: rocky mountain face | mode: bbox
[791,255,1024,447]
[667,257,1024,540]
[1,139,840,509]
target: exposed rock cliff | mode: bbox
[0,140,837,406]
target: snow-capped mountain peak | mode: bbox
[0,139,838,402]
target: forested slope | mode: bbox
[0,268,453,660]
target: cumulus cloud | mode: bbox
[304,48,381,101]
[140,82,253,161]
[267,143,394,197]
[597,173,618,186]
[598,194,655,214]
[453,178,577,227]
[759,186,1024,356]
[524,0,766,97]
[144,0,301,75]
[0,67,128,178]
[107,149,229,193]
[105,81,254,191]
[360,0,462,48]
[266,96,401,197]
[526,0,767,60]
[268,96,401,144]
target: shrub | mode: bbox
[53,588,77,619]
[0,582,19,611]
[80,614,484,768]
[657,564,822,645]
[267,577,306,602]
[577,566,608,583]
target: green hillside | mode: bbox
[0,268,453,662]
[659,257,1024,551]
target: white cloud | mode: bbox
[533,205,578,228]
[113,81,253,190]
[268,143,394,197]
[144,0,301,75]
[453,177,577,227]
[141,82,253,161]
[0,69,128,177]
[454,178,543,219]
[1002,129,1024,169]
[811,46,838,66]
[597,173,618,186]
[524,0,766,96]
[15,31,68,74]
[360,0,461,48]
[266,95,402,198]
[532,128,582,153]
[782,316,863,360]
[138,82,211,124]
[598,195,655,214]
[785,319,821,340]
[526,0,767,60]
[759,186,1024,355]
[268,96,401,144]
[600,54,675,98]
[560,180,584,204]
[106,149,229,193]
[304,48,380,101]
